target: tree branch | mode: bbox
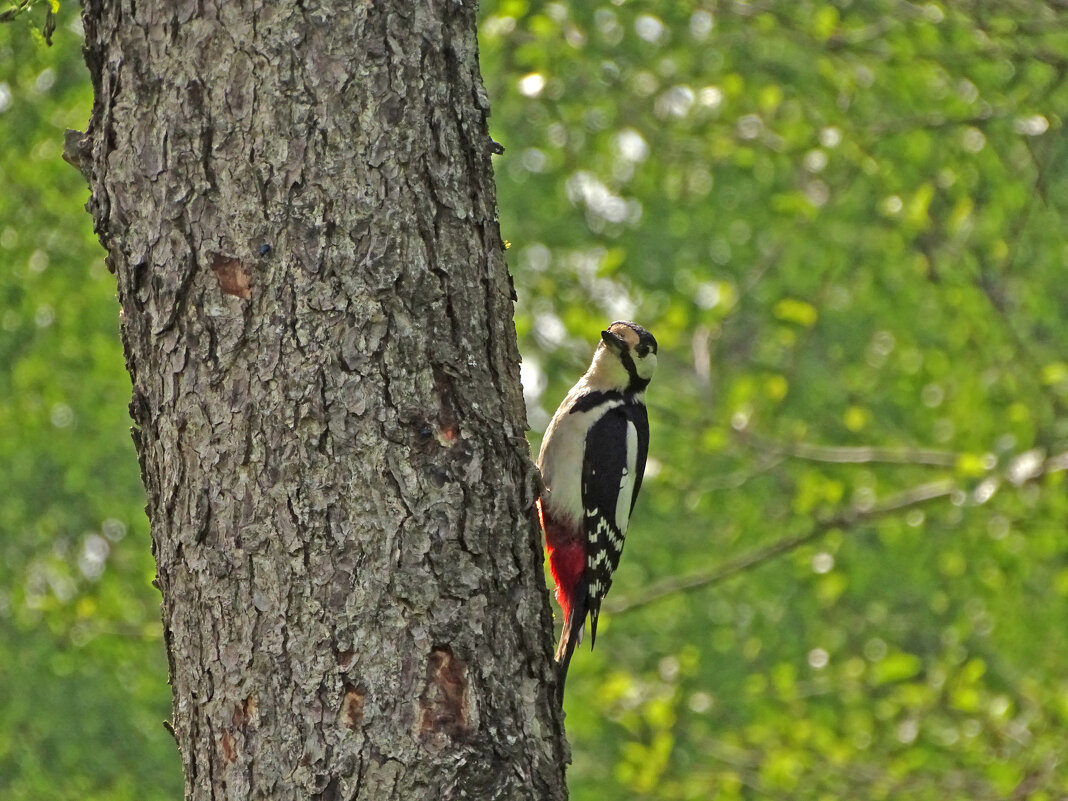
[609,450,1068,615]
[740,431,961,467]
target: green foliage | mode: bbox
[0,0,59,46]
[3,1,1068,799]
[0,12,181,801]
[482,1,1068,798]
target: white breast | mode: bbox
[537,381,623,522]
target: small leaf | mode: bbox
[955,452,988,477]
[871,652,923,685]
[843,405,869,432]
[1041,361,1068,386]
[773,298,819,327]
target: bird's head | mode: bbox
[586,321,658,392]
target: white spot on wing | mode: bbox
[614,420,639,531]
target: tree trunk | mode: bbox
[73,1,568,798]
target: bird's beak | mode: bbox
[601,329,626,352]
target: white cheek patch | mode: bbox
[636,352,657,380]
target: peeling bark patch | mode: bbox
[220,730,238,763]
[419,645,469,739]
[337,649,355,670]
[211,253,253,298]
[232,696,258,728]
[341,683,366,729]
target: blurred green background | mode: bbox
[2,2,1067,799]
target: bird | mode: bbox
[536,320,657,701]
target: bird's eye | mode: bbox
[636,345,649,358]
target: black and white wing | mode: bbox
[581,404,649,644]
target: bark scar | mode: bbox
[232,696,258,729]
[432,367,460,445]
[418,645,469,740]
[211,253,253,299]
[220,730,238,763]
[341,683,366,729]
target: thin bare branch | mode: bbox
[608,480,955,615]
[698,455,785,493]
[741,432,961,467]
[610,450,1068,615]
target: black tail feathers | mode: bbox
[554,580,591,704]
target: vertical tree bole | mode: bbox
[75,1,568,798]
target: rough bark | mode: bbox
[74,1,569,798]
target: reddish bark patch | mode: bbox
[220,730,238,763]
[419,645,469,739]
[340,683,366,729]
[336,649,355,670]
[211,253,252,299]
[432,368,460,445]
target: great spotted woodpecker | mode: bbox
[536,321,657,699]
